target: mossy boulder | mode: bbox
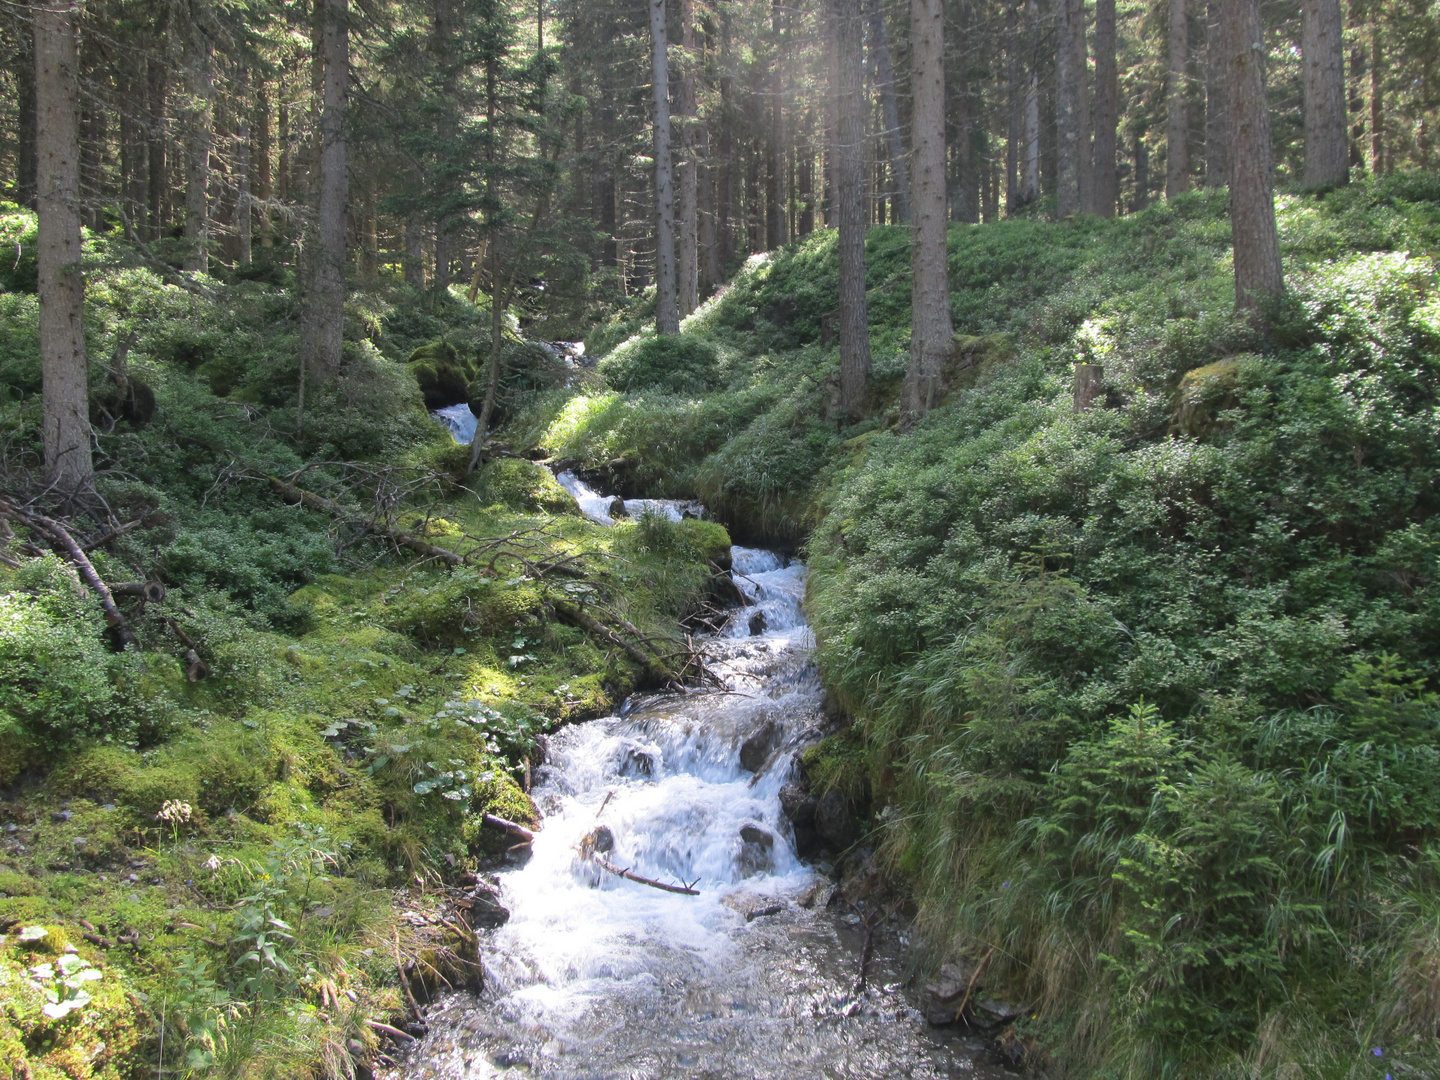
[407,340,476,410]
[471,458,579,515]
[1172,354,1257,438]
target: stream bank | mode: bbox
[385,466,1010,1079]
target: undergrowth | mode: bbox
[518,173,1440,1078]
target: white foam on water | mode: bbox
[433,402,478,444]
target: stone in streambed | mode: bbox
[607,497,628,518]
[814,791,858,849]
[747,610,768,636]
[739,719,780,772]
[779,783,816,827]
[737,823,775,877]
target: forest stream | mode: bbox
[390,468,1008,1080]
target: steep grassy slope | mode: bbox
[532,175,1440,1079]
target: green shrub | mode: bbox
[601,333,722,394]
[0,560,121,759]
[471,458,578,515]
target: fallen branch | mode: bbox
[111,580,166,603]
[268,477,463,566]
[0,501,138,650]
[365,1019,417,1042]
[393,929,423,1020]
[591,854,700,896]
[481,813,535,842]
[552,599,674,686]
[954,944,998,1022]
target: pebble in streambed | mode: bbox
[386,504,1006,1078]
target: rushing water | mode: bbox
[393,465,1006,1079]
[553,470,707,527]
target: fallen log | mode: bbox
[481,813,535,842]
[591,854,700,896]
[111,580,166,603]
[365,1019,417,1042]
[552,600,674,686]
[268,477,463,566]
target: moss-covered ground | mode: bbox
[0,206,731,1078]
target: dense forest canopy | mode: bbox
[3,0,1440,1077]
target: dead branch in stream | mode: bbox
[481,813,536,843]
[591,854,700,896]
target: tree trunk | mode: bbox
[651,0,679,335]
[1204,0,1229,186]
[1301,0,1347,187]
[1165,0,1189,196]
[405,211,424,286]
[766,0,787,248]
[235,68,253,265]
[1021,0,1040,207]
[678,0,699,315]
[1055,0,1082,216]
[1091,0,1118,216]
[1133,128,1149,210]
[255,84,273,248]
[434,220,451,293]
[16,29,37,209]
[304,0,348,379]
[1225,0,1283,317]
[717,12,735,272]
[903,0,950,420]
[34,0,92,494]
[1369,21,1383,174]
[833,0,871,416]
[181,20,213,273]
[1005,0,1019,211]
[359,180,378,286]
[865,0,912,225]
[147,57,167,239]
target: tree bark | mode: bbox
[16,29,37,209]
[34,0,92,495]
[766,0,788,247]
[678,0,699,315]
[1133,128,1149,210]
[1368,21,1383,175]
[832,0,871,416]
[1021,8,1039,206]
[181,16,213,273]
[303,0,348,380]
[1301,0,1347,187]
[1091,0,1118,216]
[235,67,253,265]
[865,0,912,224]
[1203,0,1229,186]
[1004,0,1020,212]
[651,0,679,334]
[903,0,950,420]
[717,11,735,272]
[404,211,424,286]
[1165,0,1189,197]
[255,83,273,248]
[1055,0,1083,216]
[1225,0,1283,317]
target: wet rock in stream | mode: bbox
[738,718,780,771]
